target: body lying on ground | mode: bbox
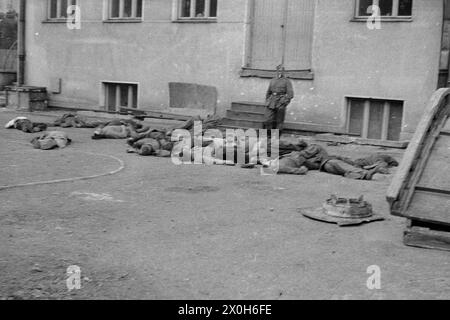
[352,154,399,173]
[91,113,223,141]
[126,137,173,157]
[171,136,310,166]
[54,113,104,128]
[92,124,132,140]
[91,116,183,140]
[124,115,223,158]
[5,117,48,133]
[253,142,398,180]
[30,131,71,150]
[91,118,150,139]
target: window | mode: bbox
[355,0,412,18]
[178,0,218,19]
[108,0,143,19]
[347,98,404,141]
[103,82,138,112]
[48,0,77,19]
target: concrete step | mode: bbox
[231,101,266,114]
[226,110,267,121]
[220,118,265,129]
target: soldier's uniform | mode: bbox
[265,75,294,131]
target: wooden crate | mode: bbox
[387,88,450,252]
[5,86,48,111]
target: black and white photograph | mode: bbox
[0,0,449,304]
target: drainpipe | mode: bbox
[17,0,26,86]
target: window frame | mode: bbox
[106,0,144,21]
[346,97,404,141]
[47,0,78,21]
[353,0,413,21]
[101,81,140,112]
[176,0,218,22]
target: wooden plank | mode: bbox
[415,186,450,195]
[284,0,315,70]
[405,190,450,225]
[314,133,409,149]
[120,107,193,121]
[387,88,450,204]
[250,0,284,69]
[404,226,450,252]
[443,117,450,131]
[416,135,450,191]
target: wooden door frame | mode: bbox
[241,0,314,79]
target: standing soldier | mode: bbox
[265,65,294,134]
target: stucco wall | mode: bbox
[25,0,443,138]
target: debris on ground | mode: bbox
[299,195,384,226]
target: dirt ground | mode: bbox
[0,109,448,300]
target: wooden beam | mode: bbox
[404,225,450,252]
[120,107,193,121]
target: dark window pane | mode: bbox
[378,0,393,16]
[68,0,77,16]
[209,0,217,17]
[398,0,412,16]
[196,0,205,17]
[120,85,129,107]
[388,102,403,141]
[180,0,191,17]
[358,0,373,16]
[107,85,116,112]
[60,0,68,18]
[124,0,132,17]
[132,85,138,108]
[136,0,143,17]
[111,0,120,18]
[50,0,57,18]
[348,99,365,136]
